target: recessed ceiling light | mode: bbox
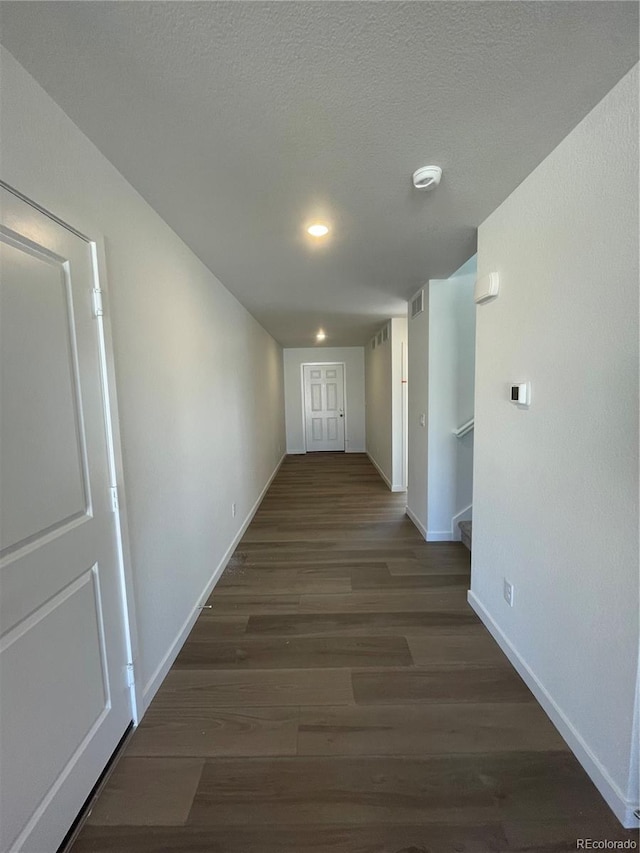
[316,330,326,341]
[307,223,330,237]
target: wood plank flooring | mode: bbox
[71,453,636,852]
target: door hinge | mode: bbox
[92,288,104,318]
[126,662,135,688]
[110,486,119,512]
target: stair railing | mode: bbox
[453,418,474,439]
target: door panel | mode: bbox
[303,363,345,452]
[326,382,338,411]
[0,187,132,853]
[1,569,108,849]
[1,240,88,551]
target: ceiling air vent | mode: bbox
[411,290,424,319]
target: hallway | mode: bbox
[71,454,634,852]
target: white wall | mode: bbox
[283,347,365,453]
[470,65,639,827]
[427,257,476,539]
[365,331,392,479]
[0,47,286,707]
[406,292,429,536]
[365,319,407,491]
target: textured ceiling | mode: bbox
[1,2,637,347]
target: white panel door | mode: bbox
[303,363,345,451]
[0,188,132,853]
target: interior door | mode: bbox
[303,363,345,452]
[0,187,132,853]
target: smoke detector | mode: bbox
[412,165,442,191]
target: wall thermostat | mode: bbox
[510,382,530,406]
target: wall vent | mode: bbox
[382,324,389,342]
[411,290,424,319]
[376,331,383,346]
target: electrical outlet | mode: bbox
[503,578,514,607]
[231,502,236,518]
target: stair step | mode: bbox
[459,520,472,552]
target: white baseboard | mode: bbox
[451,504,473,541]
[141,453,286,711]
[367,452,405,493]
[426,530,454,542]
[468,590,639,829]
[287,447,366,454]
[405,505,427,540]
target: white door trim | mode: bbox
[300,361,348,453]
[401,340,408,491]
[0,181,141,723]
[91,236,142,723]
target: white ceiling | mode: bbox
[1,2,637,347]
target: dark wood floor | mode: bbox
[72,453,636,852]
